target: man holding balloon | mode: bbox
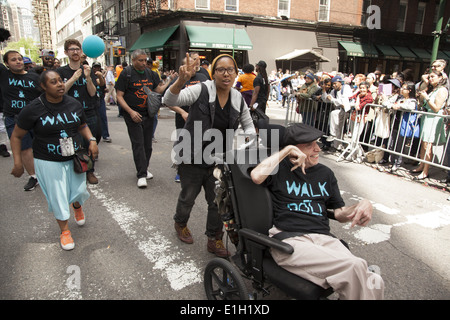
[57,38,103,184]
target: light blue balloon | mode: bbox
[82,35,105,58]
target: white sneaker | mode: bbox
[146,171,153,180]
[137,177,147,188]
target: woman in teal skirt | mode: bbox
[413,70,448,180]
[10,70,98,250]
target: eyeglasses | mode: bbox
[44,57,54,60]
[67,48,81,52]
[215,67,236,75]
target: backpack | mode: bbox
[124,66,162,118]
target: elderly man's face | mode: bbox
[296,140,321,169]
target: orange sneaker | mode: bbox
[72,204,85,226]
[60,230,75,251]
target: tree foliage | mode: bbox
[4,37,41,63]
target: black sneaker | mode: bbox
[24,177,38,191]
[0,144,10,157]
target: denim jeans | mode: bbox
[84,114,98,173]
[174,164,222,237]
[123,112,154,178]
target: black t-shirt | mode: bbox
[175,72,208,129]
[17,94,86,162]
[57,65,98,117]
[253,74,268,103]
[115,67,161,116]
[0,64,41,117]
[213,94,231,153]
[263,158,345,235]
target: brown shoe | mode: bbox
[174,222,193,244]
[87,172,98,184]
[207,233,230,258]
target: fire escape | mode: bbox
[31,0,51,49]
[128,0,170,24]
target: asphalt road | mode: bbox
[0,103,449,301]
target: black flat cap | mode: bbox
[282,123,324,146]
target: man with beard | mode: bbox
[57,39,99,184]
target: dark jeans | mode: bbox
[98,99,110,139]
[123,112,154,178]
[174,164,222,237]
[84,114,98,173]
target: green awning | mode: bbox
[409,48,431,61]
[393,46,417,61]
[130,25,179,52]
[338,41,378,58]
[376,45,400,60]
[436,51,449,60]
[185,26,253,50]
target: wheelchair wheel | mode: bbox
[204,257,249,300]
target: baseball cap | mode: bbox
[23,57,32,64]
[388,78,401,88]
[40,49,55,57]
[331,75,344,83]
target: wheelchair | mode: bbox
[203,145,342,300]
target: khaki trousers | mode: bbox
[269,227,384,300]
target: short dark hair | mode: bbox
[39,69,61,87]
[3,50,22,64]
[242,64,254,74]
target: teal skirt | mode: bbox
[34,158,90,221]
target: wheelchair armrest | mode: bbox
[239,228,294,254]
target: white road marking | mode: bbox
[342,190,450,245]
[88,183,202,291]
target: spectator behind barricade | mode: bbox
[418,60,449,100]
[362,73,379,147]
[296,73,318,126]
[280,75,292,108]
[389,82,418,172]
[326,75,352,151]
[349,81,373,149]
[352,74,366,94]
[374,78,402,165]
[313,77,333,150]
[412,70,449,180]
[235,63,255,106]
[269,70,280,102]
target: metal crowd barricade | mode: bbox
[284,98,450,172]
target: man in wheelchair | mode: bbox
[250,123,384,300]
